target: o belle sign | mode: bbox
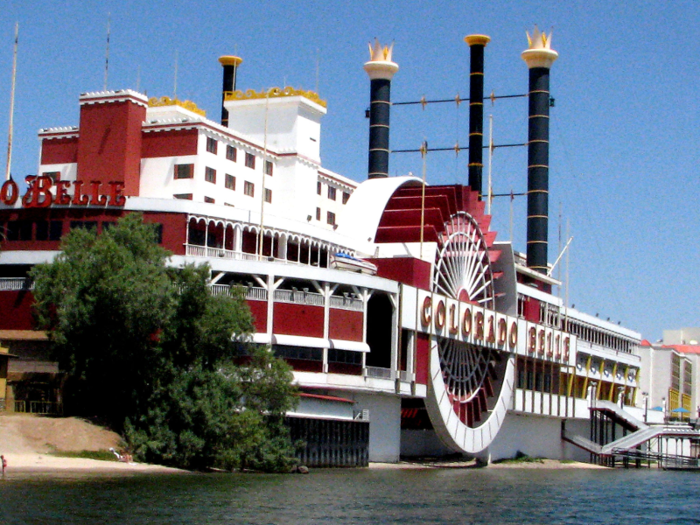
[0,176,126,208]
[417,290,571,361]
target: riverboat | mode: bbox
[1,29,662,466]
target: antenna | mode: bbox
[173,50,178,99]
[315,48,320,94]
[104,13,110,90]
[5,22,18,182]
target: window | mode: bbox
[225,174,236,190]
[342,191,350,204]
[174,193,193,200]
[174,164,194,179]
[317,181,322,195]
[265,160,273,176]
[327,211,335,226]
[43,171,60,182]
[70,221,97,231]
[205,167,216,184]
[316,207,321,221]
[204,196,215,204]
[327,186,336,200]
[206,137,217,154]
[264,188,272,203]
[244,181,254,197]
[226,145,237,162]
[245,152,255,169]
[6,220,32,241]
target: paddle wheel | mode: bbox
[376,183,514,454]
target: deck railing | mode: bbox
[329,295,364,311]
[0,277,33,291]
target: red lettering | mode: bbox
[475,312,484,340]
[509,321,518,349]
[498,318,507,345]
[90,181,108,206]
[0,180,18,205]
[528,327,536,353]
[435,300,446,329]
[448,304,459,334]
[538,329,545,355]
[462,308,472,336]
[108,181,126,206]
[486,315,496,343]
[421,296,432,326]
[55,180,72,205]
[22,176,53,208]
[72,181,89,205]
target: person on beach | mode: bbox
[1,455,6,478]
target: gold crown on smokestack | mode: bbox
[521,26,558,69]
[364,39,399,80]
[368,39,394,62]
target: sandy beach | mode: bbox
[0,413,184,475]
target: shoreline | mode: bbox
[2,453,187,475]
[0,453,605,477]
[369,458,607,470]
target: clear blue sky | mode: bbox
[1,0,698,342]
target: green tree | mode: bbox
[31,213,298,471]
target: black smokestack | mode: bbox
[218,56,242,127]
[364,40,399,179]
[521,28,558,274]
[465,35,490,199]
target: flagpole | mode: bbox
[509,188,514,242]
[103,14,110,90]
[419,140,427,260]
[5,22,18,182]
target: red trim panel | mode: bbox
[273,303,324,338]
[142,129,198,158]
[328,309,363,341]
[246,300,268,333]
[415,332,430,385]
[41,137,79,165]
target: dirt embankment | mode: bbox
[0,413,122,454]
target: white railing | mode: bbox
[0,278,33,291]
[210,284,268,301]
[329,295,364,311]
[365,367,394,380]
[185,244,303,265]
[274,289,325,306]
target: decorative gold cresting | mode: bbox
[148,96,206,116]
[521,26,558,69]
[223,86,327,108]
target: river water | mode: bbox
[2,467,699,524]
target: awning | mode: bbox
[329,339,370,353]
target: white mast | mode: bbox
[5,22,18,182]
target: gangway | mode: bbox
[562,403,700,468]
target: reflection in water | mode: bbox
[3,468,700,524]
